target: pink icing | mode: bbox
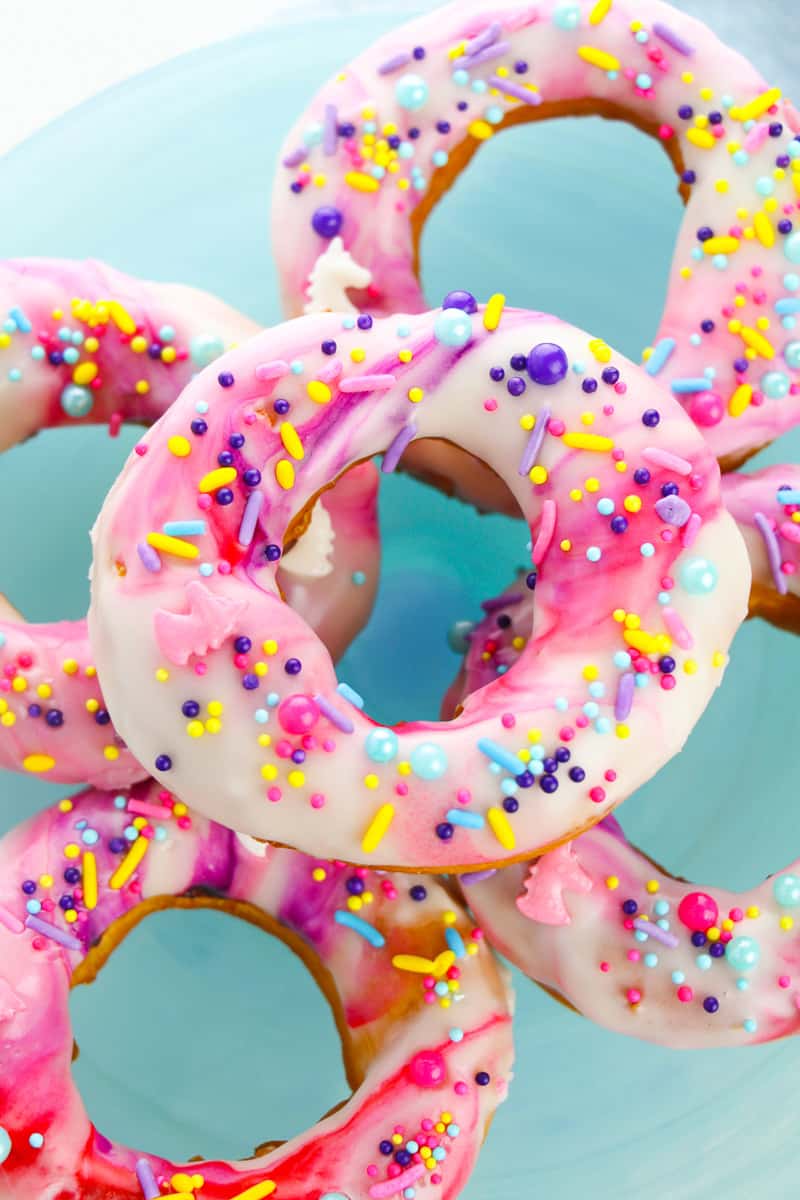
[516,842,593,926]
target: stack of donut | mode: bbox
[0,1,797,1197]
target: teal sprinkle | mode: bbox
[333,910,385,948]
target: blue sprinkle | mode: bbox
[445,809,485,829]
[333,910,385,948]
[671,377,713,395]
[9,306,32,333]
[445,926,467,958]
[476,737,523,774]
[163,520,207,537]
[337,681,365,709]
[645,337,676,376]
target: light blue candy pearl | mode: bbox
[159,325,176,343]
[613,651,631,669]
[432,149,448,167]
[62,346,80,365]
[365,727,399,764]
[672,970,685,985]
[553,2,581,28]
[396,73,429,110]
[31,345,45,361]
[302,122,323,147]
[190,333,225,368]
[726,935,761,972]
[410,741,448,780]
[644,953,658,967]
[320,1194,350,1200]
[471,79,488,94]
[448,620,474,653]
[501,778,518,796]
[743,1018,758,1033]
[398,141,414,159]
[782,339,800,368]
[788,142,800,160]
[597,497,614,515]
[0,1126,12,1165]
[696,953,712,971]
[636,73,652,90]
[761,370,790,399]
[595,717,611,734]
[583,701,599,719]
[773,873,800,907]
[732,149,749,167]
[452,68,469,86]
[588,681,605,699]
[7,368,22,383]
[586,546,602,562]
[485,105,503,124]
[434,308,473,348]
[785,231,800,265]
[785,273,800,292]
[60,384,93,418]
[640,542,655,558]
[680,557,718,595]
[755,176,775,196]
[554,696,569,712]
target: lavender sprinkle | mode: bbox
[460,868,498,886]
[238,490,264,547]
[519,406,551,476]
[464,20,502,56]
[136,1160,161,1200]
[461,41,511,70]
[754,511,788,595]
[282,146,306,169]
[378,50,413,75]
[652,21,694,56]
[323,103,338,156]
[137,542,162,573]
[632,918,680,949]
[614,672,636,722]
[25,914,82,951]
[489,74,543,106]
[382,422,417,474]
[313,693,354,734]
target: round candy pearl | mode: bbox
[760,370,790,399]
[408,1049,447,1087]
[553,2,581,28]
[410,742,448,780]
[365,727,399,764]
[0,1126,10,1166]
[277,694,320,735]
[60,384,93,419]
[726,935,761,972]
[434,308,473,348]
[773,873,800,907]
[441,289,477,314]
[527,342,568,386]
[784,341,800,370]
[190,333,225,368]
[679,557,718,595]
[447,619,474,653]
[678,891,719,932]
[688,390,724,427]
[311,205,343,239]
[784,231,800,264]
[396,73,429,110]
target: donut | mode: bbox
[722,465,800,633]
[0,780,513,1198]
[0,258,379,789]
[273,0,800,472]
[89,302,748,868]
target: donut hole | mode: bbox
[69,901,348,1161]
[419,108,684,363]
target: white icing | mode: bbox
[281,499,336,579]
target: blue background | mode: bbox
[0,2,798,1194]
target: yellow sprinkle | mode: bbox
[11,677,26,692]
[62,659,79,676]
[58,799,73,813]
[746,905,760,919]
[585,477,600,493]
[187,721,205,738]
[161,346,177,364]
[623,495,642,514]
[198,466,237,493]
[350,348,366,363]
[362,803,395,854]
[686,127,716,150]
[130,335,147,353]
[64,843,80,860]
[569,488,583,502]
[261,764,278,781]
[483,293,506,331]
[205,718,222,735]
[728,383,753,418]
[529,465,548,485]
[168,435,191,458]
[582,665,599,681]
[135,380,150,396]
[624,629,671,655]
[39,874,53,889]
[103,746,120,761]
[577,45,620,71]
[753,210,775,248]
[109,835,149,890]
[580,411,595,426]
[684,659,698,675]
[146,532,199,560]
[589,0,612,23]
[559,539,572,552]
[287,769,305,787]
[562,432,614,452]
[393,950,456,977]
[345,170,380,192]
[739,326,774,359]
[729,87,781,123]
[408,387,424,403]
[702,236,739,255]
[520,413,535,431]
[106,300,137,335]
[83,852,98,910]
[645,879,660,894]
[616,724,630,739]
[263,639,278,656]
[487,806,516,851]
[364,773,380,789]
[23,754,55,774]
[623,614,640,631]
[588,337,612,363]
[780,915,794,931]
[312,867,327,882]
[398,348,413,364]
[712,651,727,668]
[228,1182,277,1200]
[469,120,494,141]
[73,361,98,386]
[275,459,295,490]
[605,875,620,890]
[449,40,466,59]
[307,379,332,404]
[714,179,729,194]
[155,668,169,682]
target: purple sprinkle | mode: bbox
[313,693,354,734]
[481,593,523,613]
[135,1159,161,1200]
[461,41,511,70]
[518,406,551,476]
[632,917,680,949]
[652,21,694,56]
[464,20,502,56]
[754,511,788,595]
[378,50,413,75]
[614,672,635,722]
[488,74,542,106]
[136,542,162,573]
[460,868,498,886]
[382,422,417,474]
[238,490,264,547]
[323,103,338,156]
[25,914,82,952]
[282,146,306,168]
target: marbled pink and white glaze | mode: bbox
[273,0,800,467]
[89,303,748,868]
[0,781,513,1198]
[722,465,800,602]
[0,259,380,789]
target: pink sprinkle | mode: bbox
[243,412,257,425]
[602,405,615,416]
[322,738,336,752]
[658,123,675,140]
[310,793,325,809]
[559,726,574,741]
[134,444,148,456]
[484,397,498,412]
[197,494,212,510]
[642,446,692,476]
[779,975,791,989]
[532,498,557,566]
[662,607,694,650]
[661,529,675,542]
[218,561,232,575]
[267,787,282,803]
[590,787,606,804]
[501,712,515,728]
[194,663,208,676]
[128,799,172,820]
[431,1176,442,1186]
[395,782,409,797]
[457,788,471,804]
[720,930,732,943]
[614,381,627,395]
[661,575,675,589]
[255,359,290,383]
[729,907,744,922]
[233,653,249,669]
[454,1081,468,1095]
[627,949,641,962]
[677,985,693,1003]
[600,961,610,973]
[627,988,642,1004]
[177,816,192,830]
[548,418,566,437]
[681,512,702,549]
[576,714,589,729]
[366,1165,378,1178]
[689,474,703,491]
[42,898,54,913]
[611,448,625,461]
[423,992,436,1004]
[604,769,617,782]
[471,927,484,941]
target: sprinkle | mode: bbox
[0,904,24,934]
[477,738,522,774]
[307,379,332,404]
[445,809,485,829]
[382,422,417,473]
[662,608,694,650]
[136,1159,161,1200]
[577,46,621,72]
[255,360,290,382]
[339,373,397,393]
[588,0,612,24]
[652,21,694,55]
[313,693,354,733]
[754,211,775,248]
[22,754,55,774]
[106,301,136,335]
[739,326,774,359]
[681,512,702,548]
[483,292,506,331]
[702,236,740,256]
[633,918,679,948]
[334,909,385,947]
[82,852,98,911]
[337,682,365,709]
[614,672,635,721]
[644,338,676,376]
[135,540,161,573]
[641,447,692,476]
[145,533,199,561]
[283,146,306,168]
[464,20,501,55]
[777,489,800,505]
[345,170,381,193]
[9,305,32,333]
[228,1182,277,1200]
[109,836,149,890]
[730,88,782,123]
[323,103,338,155]
[686,128,716,150]
[445,926,467,958]
[460,868,498,886]
[238,491,264,546]
[671,377,712,395]
[362,803,395,854]
[275,459,295,490]
[127,799,173,820]
[378,50,413,75]
[25,914,82,951]
[369,1165,426,1199]
[562,432,614,452]
[462,40,511,70]
[775,299,800,316]
[487,806,516,850]
[519,407,550,475]
[487,76,542,106]
[393,950,455,975]
[532,498,557,565]
[754,512,788,595]
[469,120,494,141]
[198,467,237,493]
[728,384,753,417]
[163,521,206,537]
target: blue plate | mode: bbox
[0,4,798,1195]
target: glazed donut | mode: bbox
[0,781,513,1198]
[0,258,379,788]
[89,302,748,869]
[273,0,800,472]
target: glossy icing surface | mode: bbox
[0,781,513,1198]
[89,303,748,868]
[273,0,800,465]
[0,259,380,790]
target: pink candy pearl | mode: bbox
[677,986,693,1003]
[278,694,321,734]
[678,891,719,932]
[589,787,606,804]
[688,391,724,428]
[409,1050,447,1088]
